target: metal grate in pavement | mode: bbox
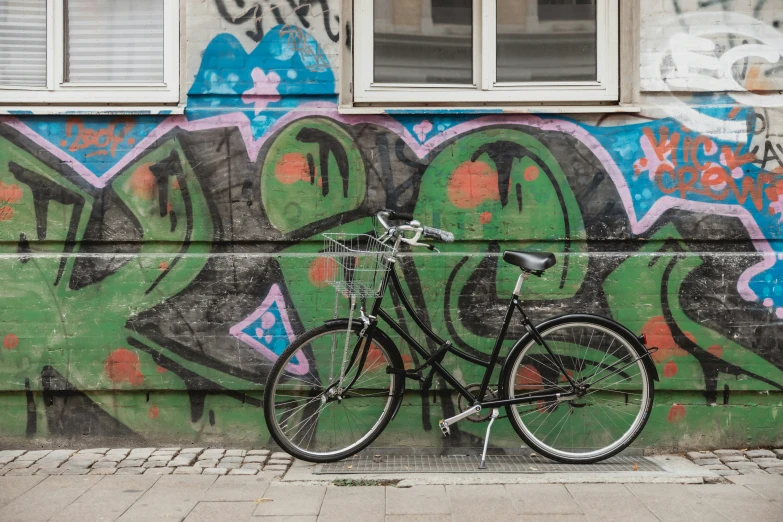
[316,452,663,474]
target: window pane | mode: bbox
[0,0,47,88]
[66,0,164,83]
[497,0,597,83]
[374,0,472,85]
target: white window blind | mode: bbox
[0,0,47,88]
[65,0,164,83]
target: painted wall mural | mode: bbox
[0,1,782,449]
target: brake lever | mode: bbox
[401,237,438,252]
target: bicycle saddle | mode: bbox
[502,251,556,272]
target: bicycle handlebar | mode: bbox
[422,226,455,244]
[376,210,454,244]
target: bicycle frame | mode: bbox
[346,256,580,410]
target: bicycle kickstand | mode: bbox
[478,408,500,470]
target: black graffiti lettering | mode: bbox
[760,140,783,170]
[9,161,85,286]
[296,127,350,197]
[146,150,192,294]
[214,0,339,43]
[17,232,30,264]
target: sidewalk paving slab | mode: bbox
[726,473,783,505]
[566,483,659,522]
[685,483,783,522]
[183,502,257,522]
[0,475,45,508]
[202,473,276,502]
[448,484,518,522]
[382,515,451,522]
[626,483,730,522]
[318,486,384,522]
[0,475,102,522]
[505,484,584,516]
[49,474,159,522]
[385,484,450,515]
[252,484,326,517]
[116,475,217,522]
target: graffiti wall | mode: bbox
[0,0,781,451]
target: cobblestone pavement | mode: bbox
[0,470,781,521]
[0,448,294,477]
[685,448,783,476]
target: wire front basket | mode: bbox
[321,233,395,298]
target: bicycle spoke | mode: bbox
[508,322,650,461]
[267,324,398,458]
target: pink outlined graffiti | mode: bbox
[0,106,776,307]
[229,283,308,374]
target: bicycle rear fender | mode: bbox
[499,313,659,394]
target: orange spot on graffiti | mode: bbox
[515,364,543,390]
[172,178,180,190]
[275,153,312,185]
[156,365,167,374]
[129,163,157,200]
[105,348,144,385]
[524,165,540,181]
[447,160,500,209]
[0,181,23,204]
[744,64,776,93]
[728,106,742,120]
[3,334,19,350]
[640,316,689,363]
[479,212,492,224]
[363,343,383,371]
[707,345,723,358]
[167,202,173,213]
[559,369,575,383]
[158,261,169,271]
[0,206,13,221]
[663,361,678,378]
[667,403,685,423]
[148,405,160,419]
[63,117,135,158]
[308,257,338,288]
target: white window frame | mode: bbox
[351,0,619,106]
[0,0,180,105]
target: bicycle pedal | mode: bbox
[438,420,450,437]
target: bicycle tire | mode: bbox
[501,314,654,464]
[264,320,405,463]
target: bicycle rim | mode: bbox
[506,322,651,461]
[267,326,399,459]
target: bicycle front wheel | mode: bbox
[264,321,404,463]
[503,316,654,463]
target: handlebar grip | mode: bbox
[386,210,415,221]
[422,226,455,243]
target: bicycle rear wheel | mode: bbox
[503,316,654,463]
[264,321,404,463]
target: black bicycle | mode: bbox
[264,210,658,466]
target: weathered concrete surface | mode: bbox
[0,472,781,522]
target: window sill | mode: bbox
[338,104,641,115]
[0,105,184,116]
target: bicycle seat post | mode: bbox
[513,272,528,297]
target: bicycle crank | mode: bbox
[458,384,498,422]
